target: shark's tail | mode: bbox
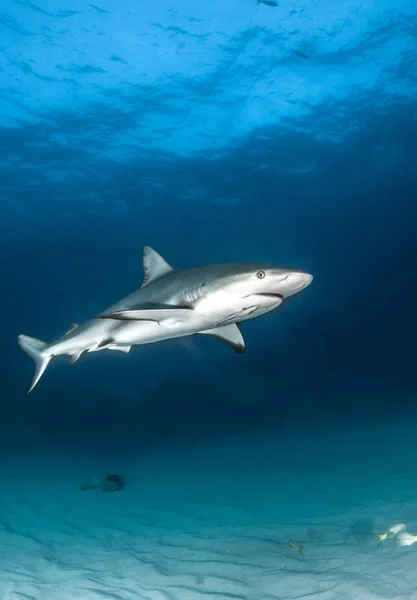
[18,334,52,393]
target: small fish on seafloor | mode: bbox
[388,522,407,535]
[257,0,278,6]
[289,539,304,556]
[372,522,407,545]
[396,532,417,547]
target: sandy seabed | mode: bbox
[1,417,417,600]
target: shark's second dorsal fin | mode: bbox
[64,323,79,336]
[142,246,174,287]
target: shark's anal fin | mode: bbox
[69,352,83,364]
[142,246,174,287]
[198,323,245,354]
[99,307,193,324]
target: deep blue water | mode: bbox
[1,1,416,454]
[2,4,417,598]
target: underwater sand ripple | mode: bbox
[2,430,417,600]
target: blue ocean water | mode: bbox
[1,1,417,598]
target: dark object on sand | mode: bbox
[257,0,278,6]
[81,474,126,492]
[293,49,309,59]
[104,474,126,491]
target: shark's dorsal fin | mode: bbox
[142,246,174,287]
[199,323,245,354]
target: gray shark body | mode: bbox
[18,246,312,392]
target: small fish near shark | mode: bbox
[18,246,313,393]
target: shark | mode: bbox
[18,246,313,393]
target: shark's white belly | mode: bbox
[50,311,212,358]
[113,314,208,345]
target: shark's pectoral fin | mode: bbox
[99,307,193,324]
[141,246,174,287]
[199,323,245,354]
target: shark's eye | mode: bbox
[257,270,265,279]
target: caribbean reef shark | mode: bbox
[18,246,313,393]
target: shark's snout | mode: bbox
[295,271,313,290]
[280,271,313,297]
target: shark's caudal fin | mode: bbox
[17,335,52,393]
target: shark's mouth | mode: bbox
[256,293,284,299]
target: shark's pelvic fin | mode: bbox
[107,345,131,354]
[97,337,116,349]
[199,323,245,354]
[142,246,174,287]
[87,343,132,354]
[17,334,52,393]
[99,306,193,323]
